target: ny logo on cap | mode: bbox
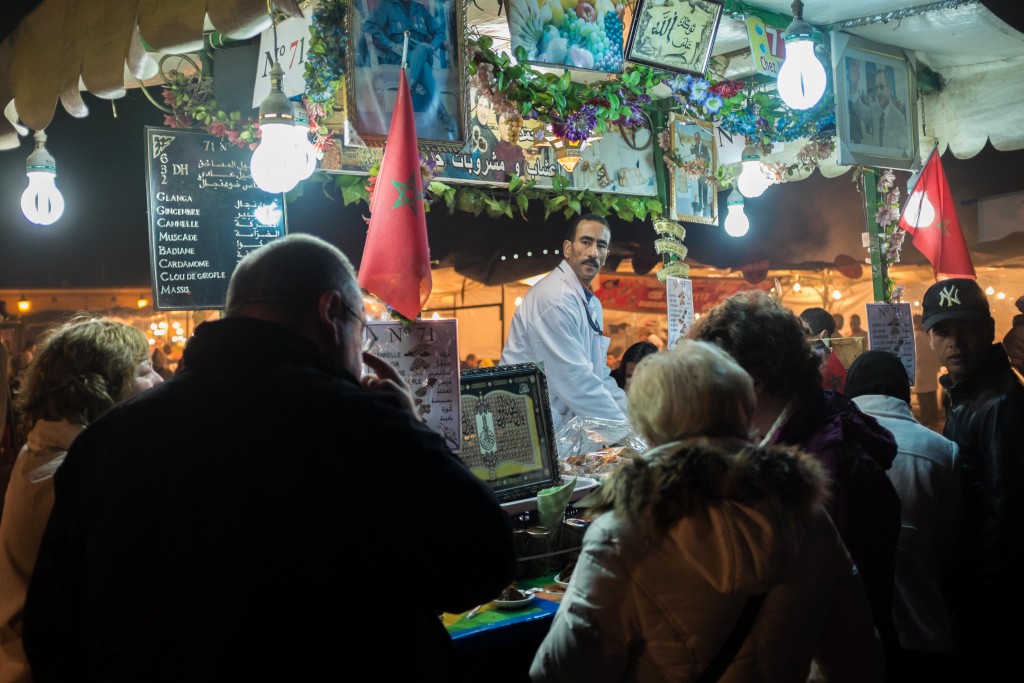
[939,285,960,308]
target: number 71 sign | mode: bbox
[252,14,316,108]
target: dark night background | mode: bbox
[2,84,1024,290]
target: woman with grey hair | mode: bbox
[531,340,882,683]
[0,315,162,682]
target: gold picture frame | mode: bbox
[345,0,469,153]
[625,0,723,76]
[668,113,717,225]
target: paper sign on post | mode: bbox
[865,302,916,386]
[666,276,694,349]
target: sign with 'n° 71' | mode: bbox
[252,14,316,107]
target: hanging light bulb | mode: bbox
[21,130,65,225]
[736,143,771,198]
[250,62,303,193]
[723,190,750,237]
[291,101,318,181]
[777,0,826,110]
[17,296,31,315]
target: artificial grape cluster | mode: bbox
[602,9,624,72]
[558,10,623,72]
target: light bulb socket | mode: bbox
[740,143,762,163]
[726,189,744,207]
[26,130,56,175]
[259,63,295,127]
[292,101,311,128]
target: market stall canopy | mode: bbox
[2,1,1023,156]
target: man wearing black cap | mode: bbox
[921,277,1024,681]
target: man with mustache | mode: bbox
[921,278,1024,681]
[500,214,628,432]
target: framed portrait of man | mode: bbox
[346,0,469,152]
[668,114,717,224]
[832,32,919,171]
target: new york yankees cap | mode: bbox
[922,278,990,331]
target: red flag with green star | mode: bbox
[898,147,975,280]
[358,68,432,319]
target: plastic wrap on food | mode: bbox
[554,416,647,483]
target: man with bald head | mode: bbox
[23,234,515,682]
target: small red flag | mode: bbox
[898,148,976,280]
[358,69,432,319]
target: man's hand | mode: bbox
[360,352,423,420]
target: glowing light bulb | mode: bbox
[777,4,826,111]
[832,289,842,300]
[997,292,1006,300]
[250,63,303,194]
[21,130,64,226]
[736,145,771,198]
[903,190,936,228]
[985,286,995,296]
[724,190,749,237]
[793,282,802,292]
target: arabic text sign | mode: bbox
[144,127,287,310]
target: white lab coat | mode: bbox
[500,261,628,432]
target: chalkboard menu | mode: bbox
[144,126,288,310]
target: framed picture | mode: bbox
[832,32,920,171]
[507,0,625,74]
[345,0,469,152]
[458,363,562,503]
[668,113,717,224]
[625,0,722,76]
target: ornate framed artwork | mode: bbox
[345,0,469,152]
[668,113,717,224]
[458,363,562,503]
[832,32,920,171]
[625,0,723,76]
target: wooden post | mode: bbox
[863,168,888,303]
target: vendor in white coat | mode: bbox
[500,214,628,431]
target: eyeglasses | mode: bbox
[874,84,888,91]
[340,300,374,352]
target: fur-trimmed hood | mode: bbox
[585,437,830,595]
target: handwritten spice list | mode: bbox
[144,127,287,310]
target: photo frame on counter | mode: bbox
[668,113,718,224]
[345,0,469,152]
[625,0,723,75]
[832,32,920,171]
[458,363,562,503]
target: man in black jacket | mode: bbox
[23,234,516,682]
[922,277,1024,681]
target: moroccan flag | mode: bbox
[898,147,976,280]
[358,68,432,319]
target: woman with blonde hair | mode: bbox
[531,340,882,683]
[0,316,162,682]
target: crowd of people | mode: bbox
[0,225,1021,682]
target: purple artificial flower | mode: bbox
[564,104,598,142]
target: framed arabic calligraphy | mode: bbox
[458,362,562,503]
[345,0,470,153]
[625,0,723,76]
